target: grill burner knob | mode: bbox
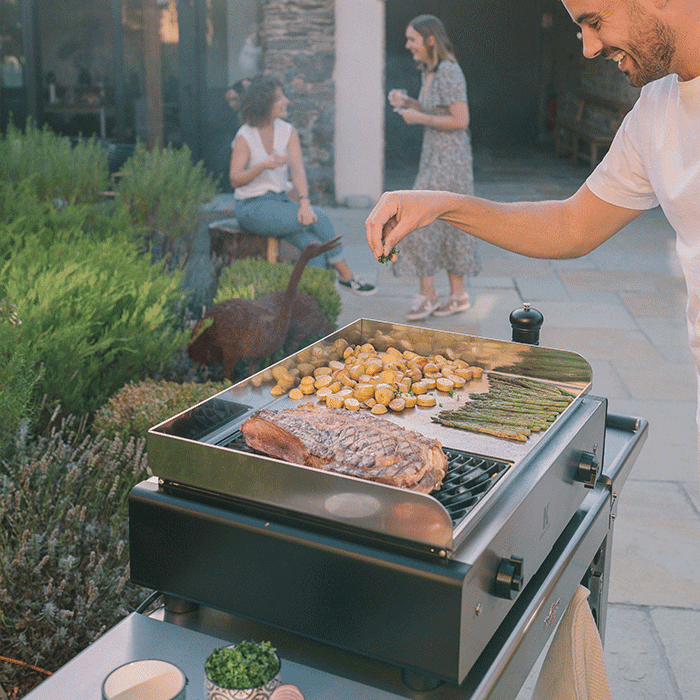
[496,555,524,599]
[575,450,600,489]
[510,303,544,345]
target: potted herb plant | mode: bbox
[204,640,281,699]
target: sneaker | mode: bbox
[432,293,472,317]
[337,276,377,296]
[405,294,440,321]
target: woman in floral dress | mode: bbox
[388,14,480,320]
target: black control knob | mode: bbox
[575,450,600,489]
[510,303,544,345]
[496,555,524,599]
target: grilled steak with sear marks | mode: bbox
[240,403,447,493]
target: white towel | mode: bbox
[531,585,613,700]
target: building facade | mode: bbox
[1,0,638,205]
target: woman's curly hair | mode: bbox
[240,74,284,127]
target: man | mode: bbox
[366,0,700,470]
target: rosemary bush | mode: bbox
[115,141,218,270]
[92,378,228,441]
[0,119,110,204]
[0,418,151,688]
[2,225,189,422]
[0,303,43,460]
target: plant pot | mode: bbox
[204,652,281,700]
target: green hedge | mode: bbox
[0,119,110,204]
[2,224,188,422]
[115,140,218,269]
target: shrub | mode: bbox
[215,256,341,327]
[0,418,152,692]
[115,141,218,270]
[2,226,189,422]
[0,179,135,268]
[92,378,228,441]
[0,119,110,204]
[0,317,44,460]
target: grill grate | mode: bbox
[433,449,511,525]
[220,430,510,528]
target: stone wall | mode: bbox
[261,0,336,204]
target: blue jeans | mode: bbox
[234,191,344,268]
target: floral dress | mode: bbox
[393,60,481,280]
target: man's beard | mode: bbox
[624,1,676,87]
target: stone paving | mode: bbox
[212,143,700,699]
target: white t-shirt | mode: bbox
[233,119,293,199]
[587,73,700,463]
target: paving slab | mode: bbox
[604,605,681,700]
[527,300,640,330]
[609,512,700,608]
[650,608,700,700]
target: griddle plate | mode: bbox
[220,429,510,528]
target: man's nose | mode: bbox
[580,27,604,58]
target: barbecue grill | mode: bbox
[129,318,647,697]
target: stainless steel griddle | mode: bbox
[129,319,647,693]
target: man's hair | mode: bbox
[240,74,284,127]
[409,14,457,71]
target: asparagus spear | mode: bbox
[432,417,530,441]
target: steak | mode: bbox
[240,403,447,493]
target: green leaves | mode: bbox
[114,141,218,270]
[3,226,188,422]
[0,119,110,204]
[378,246,398,264]
[205,641,279,690]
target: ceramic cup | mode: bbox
[102,659,187,700]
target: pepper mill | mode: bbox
[510,302,544,345]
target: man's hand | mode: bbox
[365,190,446,261]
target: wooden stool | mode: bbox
[209,218,279,265]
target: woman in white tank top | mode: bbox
[229,74,376,296]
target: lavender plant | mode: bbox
[0,417,152,691]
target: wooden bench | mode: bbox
[555,92,632,169]
[209,217,280,265]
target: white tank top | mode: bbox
[233,119,294,199]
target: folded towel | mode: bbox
[531,585,612,700]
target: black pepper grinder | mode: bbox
[510,302,544,345]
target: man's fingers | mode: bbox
[365,194,400,258]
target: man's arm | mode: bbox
[365,184,643,261]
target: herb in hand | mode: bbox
[378,246,398,264]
